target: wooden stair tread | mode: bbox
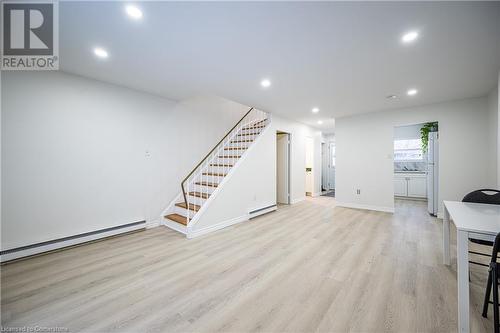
[175,202,201,212]
[218,155,241,158]
[237,133,258,136]
[210,163,234,167]
[224,147,247,150]
[243,125,266,130]
[195,181,219,187]
[231,140,253,143]
[165,213,189,225]
[189,191,210,199]
[202,172,227,176]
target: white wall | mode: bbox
[1,71,248,250]
[497,71,500,185]
[192,115,322,233]
[394,123,423,140]
[336,97,496,216]
[487,85,498,187]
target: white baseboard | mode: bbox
[188,214,248,239]
[1,222,146,262]
[335,201,395,213]
[145,219,161,229]
[291,196,306,204]
[312,192,322,197]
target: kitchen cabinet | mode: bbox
[394,177,407,196]
[394,173,427,198]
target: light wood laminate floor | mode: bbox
[1,198,495,332]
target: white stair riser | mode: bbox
[206,166,234,174]
[196,175,225,183]
[222,147,248,153]
[226,143,252,149]
[174,206,194,216]
[190,184,217,194]
[212,158,241,165]
[186,195,208,206]
[235,134,259,140]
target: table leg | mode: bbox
[443,206,451,265]
[457,229,470,333]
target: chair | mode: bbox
[462,190,500,268]
[482,232,500,332]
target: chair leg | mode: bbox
[492,263,499,333]
[483,267,493,317]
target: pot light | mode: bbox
[260,79,271,88]
[402,31,419,43]
[93,47,108,59]
[317,120,323,125]
[407,89,418,96]
[386,95,397,99]
[125,5,143,20]
[312,107,319,113]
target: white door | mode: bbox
[407,176,427,198]
[394,177,407,196]
[277,134,290,204]
[321,143,329,191]
[329,143,336,189]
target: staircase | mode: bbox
[161,107,269,236]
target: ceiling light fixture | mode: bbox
[407,89,418,96]
[317,120,323,125]
[260,79,271,88]
[386,95,397,99]
[93,47,109,59]
[312,107,319,113]
[402,31,419,43]
[125,5,143,20]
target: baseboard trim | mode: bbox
[1,220,146,263]
[188,214,248,239]
[291,197,306,204]
[336,202,395,213]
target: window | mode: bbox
[394,139,424,161]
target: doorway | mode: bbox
[276,132,290,205]
[321,140,335,196]
[305,136,314,196]
[393,122,439,216]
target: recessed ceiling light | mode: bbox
[125,5,143,20]
[260,79,271,88]
[407,89,418,96]
[312,107,319,113]
[317,120,323,125]
[93,47,108,59]
[386,95,397,99]
[402,31,419,43]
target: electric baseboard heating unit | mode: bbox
[249,204,277,219]
[0,220,146,263]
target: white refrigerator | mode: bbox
[427,132,439,216]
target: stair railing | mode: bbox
[181,107,268,225]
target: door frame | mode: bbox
[276,131,291,204]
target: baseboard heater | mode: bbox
[249,204,277,219]
[0,220,146,263]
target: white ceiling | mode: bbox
[60,1,500,130]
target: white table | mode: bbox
[443,200,500,333]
